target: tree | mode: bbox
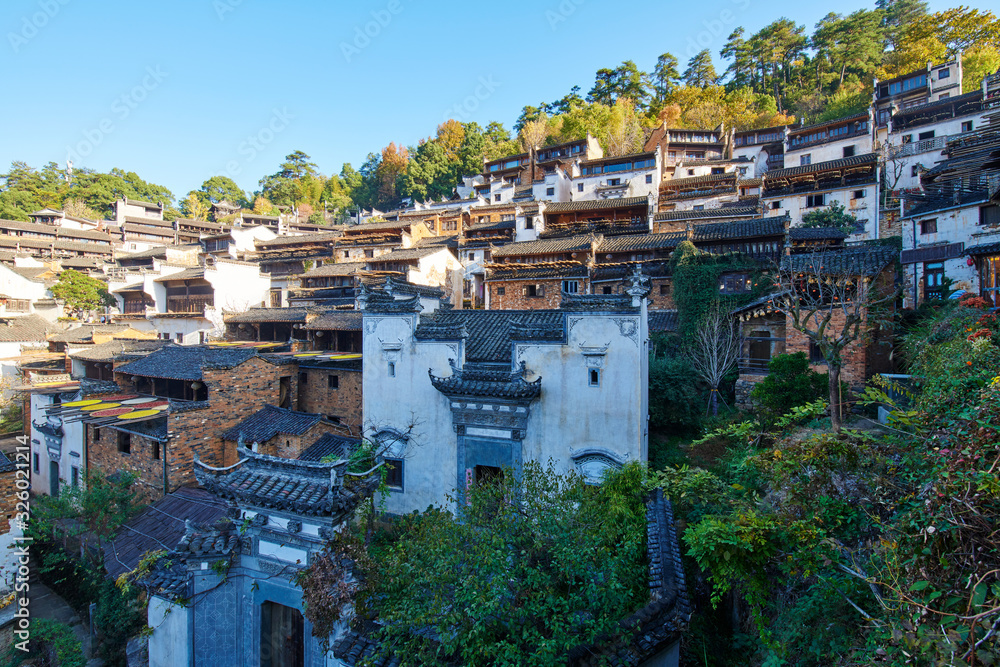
[587,60,650,108]
[518,116,550,153]
[683,50,718,88]
[341,460,648,667]
[774,251,898,430]
[50,270,115,317]
[62,198,100,220]
[720,29,753,89]
[800,201,860,235]
[652,53,681,102]
[686,302,743,416]
[181,192,209,221]
[602,98,646,157]
[196,175,248,208]
[901,7,1000,57]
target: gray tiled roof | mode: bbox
[486,263,588,281]
[301,262,367,278]
[544,196,648,213]
[298,433,362,462]
[491,235,596,258]
[69,339,170,362]
[788,226,850,240]
[661,172,737,189]
[965,241,1000,256]
[225,307,310,323]
[653,207,758,222]
[366,247,446,263]
[153,268,206,282]
[48,324,130,343]
[415,310,564,363]
[0,315,52,342]
[599,233,683,253]
[649,310,679,332]
[780,245,898,276]
[105,487,230,580]
[114,345,258,380]
[303,310,363,331]
[221,405,324,443]
[693,217,786,242]
[765,152,878,180]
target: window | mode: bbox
[468,252,475,261]
[328,374,339,389]
[387,362,395,377]
[709,167,723,175]
[806,194,826,208]
[152,442,160,460]
[800,154,811,166]
[843,145,855,158]
[260,601,304,667]
[93,428,100,441]
[646,174,653,184]
[562,280,579,294]
[342,250,350,259]
[687,169,695,176]
[385,458,404,489]
[327,415,341,424]
[938,68,950,79]
[602,286,612,294]
[546,187,555,196]
[853,189,866,199]
[607,178,621,186]
[496,286,505,296]
[962,121,974,133]
[589,368,601,387]
[901,134,912,144]
[117,431,131,454]
[71,466,79,487]
[494,194,501,202]
[918,130,935,141]
[939,93,950,100]
[175,333,183,342]
[911,165,919,177]
[809,341,825,363]
[925,262,945,299]
[364,249,374,258]
[524,217,534,229]
[693,205,705,211]
[577,183,584,192]
[770,201,781,210]
[33,453,39,474]
[298,372,307,385]
[719,273,752,294]
[659,284,669,295]
[981,205,1000,226]
[920,219,938,235]
[524,284,544,297]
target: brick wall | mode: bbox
[487,278,585,310]
[0,470,17,530]
[253,421,341,459]
[109,356,302,493]
[784,309,867,388]
[87,425,166,501]
[295,367,363,434]
[592,277,674,309]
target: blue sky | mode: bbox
[0,0,964,200]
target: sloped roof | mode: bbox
[414,310,564,363]
[765,153,878,180]
[225,307,310,323]
[693,217,786,242]
[544,196,648,213]
[69,339,171,362]
[114,345,258,380]
[649,310,679,333]
[104,487,229,580]
[365,247,446,263]
[301,262,367,278]
[491,235,596,258]
[0,315,52,342]
[788,226,849,241]
[780,245,898,276]
[600,233,683,253]
[298,433,362,462]
[653,207,758,222]
[221,405,324,443]
[153,268,206,282]
[49,324,130,344]
[303,311,363,331]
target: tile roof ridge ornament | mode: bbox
[626,264,652,305]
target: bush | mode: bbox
[649,354,704,432]
[749,353,827,423]
[0,619,86,667]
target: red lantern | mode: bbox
[967,257,975,266]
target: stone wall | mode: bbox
[487,278,585,310]
[295,367,363,434]
[254,421,341,459]
[0,470,16,529]
[87,425,166,501]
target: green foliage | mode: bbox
[49,270,115,315]
[648,353,704,432]
[799,201,861,235]
[348,461,649,667]
[2,619,86,667]
[749,353,829,423]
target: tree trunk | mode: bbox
[710,387,719,417]
[829,366,842,431]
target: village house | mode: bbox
[571,150,662,203]
[733,125,788,175]
[220,405,349,459]
[362,276,650,515]
[734,244,898,406]
[900,124,1000,306]
[874,59,964,131]
[644,124,732,181]
[0,262,63,322]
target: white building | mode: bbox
[361,273,650,514]
[570,150,662,203]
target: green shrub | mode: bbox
[648,354,704,432]
[749,353,828,423]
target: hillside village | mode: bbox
[1,49,1000,666]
